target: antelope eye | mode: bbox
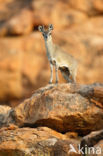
[43,33,45,36]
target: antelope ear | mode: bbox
[48,24,53,31]
[38,25,44,32]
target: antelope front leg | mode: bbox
[55,64,59,84]
[49,63,53,84]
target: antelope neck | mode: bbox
[44,36,54,59]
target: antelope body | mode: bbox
[38,24,77,84]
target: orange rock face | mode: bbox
[0,127,81,156]
[0,0,102,105]
[0,34,46,103]
[14,83,103,135]
[1,83,101,135]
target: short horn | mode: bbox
[38,25,44,32]
[48,24,53,31]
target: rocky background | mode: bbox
[0,0,103,155]
[0,0,103,106]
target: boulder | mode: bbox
[0,127,80,156]
[81,129,103,147]
[93,140,103,156]
[2,83,102,136]
[80,129,103,155]
[0,105,12,127]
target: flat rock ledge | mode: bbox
[0,83,103,155]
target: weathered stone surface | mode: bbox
[0,105,12,127]
[81,129,103,147]
[93,140,103,156]
[6,83,102,135]
[0,127,80,156]
[80,129,103,155]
